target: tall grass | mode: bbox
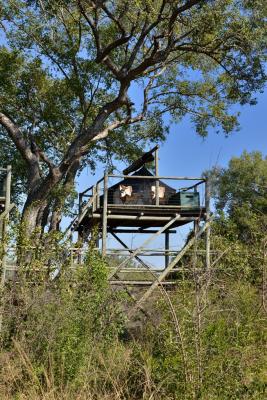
[0,240,266,399]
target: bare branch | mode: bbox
[90,113,145,143]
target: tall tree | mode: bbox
[211,151,267,243]
[0,0,266,234]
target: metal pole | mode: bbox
[102,173,108,256]
[205,178,211,270]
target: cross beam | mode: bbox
[129,219,213,317]
[108,214,181,279]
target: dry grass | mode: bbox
[0,339,166,400]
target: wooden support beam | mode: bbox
[109,174,205,181]
[110,280,176,286]
[102,172,108,256]
[96,181,101,209]
[165,231,170,269]
[129,219,213,316]
[93,213,197,222]
[108,228,176,234]
[108,214,181,279]
[155,147,159,206]
[92,185,96,212]
[0,165,12,333]
[110,232,150,269]
[205,178,211,270]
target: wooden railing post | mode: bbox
[96,182,101,209]
[92,185,96,212]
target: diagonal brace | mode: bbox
[110,232,151,270]
[129,219,213,316]
[0,203,15,221]
[108,214,180,279]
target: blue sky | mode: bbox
[78,89,267,192]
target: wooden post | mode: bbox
[77,193,83,242]
[102,173,108,256]
[92,185,96,212]
[165,231,170,269]
[96,182,101,209]
[205,178,211,270]
[1,166,11,286]
[78,193,82,214]
[155,148,159,206]
[0,165,11,333]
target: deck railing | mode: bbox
[79,173,208,212]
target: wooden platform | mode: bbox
[78,205,206,230]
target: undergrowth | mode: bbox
[0,236,266,399]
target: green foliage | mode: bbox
[136,279,267,400]
[0,229,267,399]
[210,151,267,244]
[1,244,126,390]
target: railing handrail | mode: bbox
[108,174,205,181]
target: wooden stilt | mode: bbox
[0,165,12,333]
[102,172,108,256]
[165,231,170,268]
[155,147,159,206]
[205,178,211,270]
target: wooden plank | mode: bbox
[108,228,176,234]
[110,280,176,286]
[93,214,198,222]
[129,219,213,316]
[107,204,204,209]
[108,214,181,279]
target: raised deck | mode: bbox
[73,172,208,236]
[80,204,206,230]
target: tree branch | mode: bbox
[0,112,34,164]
